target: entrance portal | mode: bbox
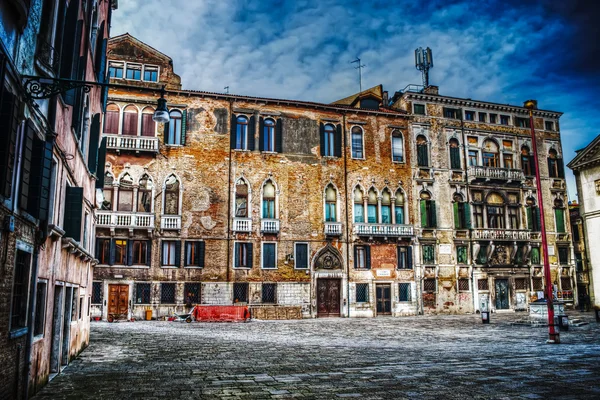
[108,284,129,317]
[376,284,392,315]
[317,279,341,317]
[495,279,510,310]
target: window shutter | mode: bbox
[59,0,80,80]
[450,147,460,169]
[528,155,535,175]
[109,239,115,266]
[95,238,102,260]
[96,36,107,82]
[534,207,541,232]
[464,203,471,229]
[181,110,187,145]
[234,242,239,268]
[95,137,107,188]
[334,124,342,157]
[420,200,427,227]
[175,241,182,267]
[397,246,402,269]
[353,245,358,268]
[248,115,255,151]
[407,246,413,269]
[555,209,565,233]
[557,158,564,178]
[230,114,237,149]
[247,243,253,268]
[365,245,371,269]
[20,121,34,212]
[527,207,533,230]
[258,116,264,151]
[28,136,53,221]
[87,114,101,173]
[417,145,428,167]
[163,119,170,144]
[198,241,205,268]
[453,202,459,229]
[547,158,553,177]
[63,186,83,241]
[430,200,437,228]
[63,21,83,105]
[71,56,85,131]
[127,240,133,266]
[319,123,325,156]
[275,118,283,153]
[0,89,19,198]
[146,240,152,266]
[161,241,165,266]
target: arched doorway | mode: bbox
[313,243,343,317]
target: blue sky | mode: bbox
[112,0,600,199]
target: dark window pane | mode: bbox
[184,283,200,305]
[135,283,151,304]
[295,243,308,269]
[92,282,103,304]
[233,283,248,303]
[262,283,276,303]
[356,283,369,302]
[399,283,411,301]
[160,283,176,304]
[34,281,47,336]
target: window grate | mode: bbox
[399,283,411,302]
[478,279,489,291]
[135,283,151,304]
[92,281,103,304]
[560,277,572,290]
[356,283,369,303]
[515,278,527,290]
[458,278,470,291]
[423,278,436,292]
[532,278,543,291]
[233,283,248,303]
[261,283,277,303]
[160,283,176,304]
[184,283,200,305]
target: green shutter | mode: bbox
[555,209,565,233]
[534,207,541,232]
[248,115,256,151]
[557,158,565,178]
[420,200,427,227]
[63,186,83,241]
[181,110,187,145]
[319,123,325,156]
[430,200,437,228]
[450,147,460,169]
[526,207,533,230]
[146,241,152,266]
[95,138,107,188]
[464,203,471,229]
[334,124,342,157]
[175,241,182,267]
[453,202,460,229]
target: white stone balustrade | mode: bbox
[232,218,252,232]
[468,166,525,181]
[160,215,181,230]
[261,219,280,234]
[104,134,159,153]
[95,210,155,229]
[324,222,343,236]
[472,228,531,240]
[353,223,414,237]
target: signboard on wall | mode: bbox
[376,269,391,277]
[439,244,452,255]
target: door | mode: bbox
[108,284,129,316]
[317,279,341,317]
[61,287,73,366]
[376,284,392,315]
[495,279,510,310]
[50,285,64,373]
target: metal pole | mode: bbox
[525,99,559,344]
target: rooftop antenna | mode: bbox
[224,86,229,94]
[415,47,433,87]
[351,57,366,93]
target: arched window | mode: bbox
[395,189,405,224]
[138,174,153,212]
[354,187,364,223]
[236,116,248,150]
[164,175,180,215]
[323,124,336,157]
[167,110,183,145]
[449,138,461,169]
[101,172,114,210]
[420,191,436,228]
[392,129,404,162]
[141,107,156,137]
[482,140,499,167]
[521,146,533,176]
[122,105,138,136]
[262,180,276,219]
[486,192,505,228]
[104,103,119,134]
[554,198,566,233]
[525,197,540,232]
[381,189,392,223]
[367,188,378,223]
[263,118,275,152]
[235,179,249,217]
[325,184,337,222]
[453,193,470,229]
[351,126,364,159]
[117,173,134,211]
[547,149,564,178]
[416,135,429,167]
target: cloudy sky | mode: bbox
[111,0,600,199]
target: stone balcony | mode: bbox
[468,166,525,182]
[160,215,181,230]
[96,210,155,231]
[261,219,280,234]
[105,134,159,153]
[324,222,342,236]
[353,223,414,238]
[472,228,531,241]
[232,217,252,233]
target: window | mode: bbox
[348,126,364,159]
[458,279,470,291]
[507,207,519,229]
[531,247,541,264]
[554,199,566,233]
[486,192,505,228]
[126,63,142,80]
[526,198,541,231]
[108,61,123,78]
[143,65,158,82]
[547,149,564,178]
[443,108,460,119]
[395,190,405,224]
[138,175,153,213]
[101,173,113,210]
[397,246,412,269]
[33,280,47,337]
[399,283,411,302]
[354,245,371,269]
[235,179,249,217]
[185,241,205,267]
[489,114,497,124]
[391,130,404,162]
[160,283,176,304]
[262,180,276,219]
[416,135,429,167]
[164,175,180,215]
[234,242,253,268]
[233,283,249,303]
[464,110,475,121]
[161,241,180,267]
[503,153,513,169]
[515,278,527,290]
[96,238,111,264]
[482,140,499,167]
[132,240,149,265]
[473,204,484,228]
[135,283,151,304]
[261,283,276,303]
[422,244,435,264]
[262,243,277,269]
[500,115,510,125]
[545,121,554,131]
[572,224,580,242]
[295,243,309,269]
[367,188,378,223]
[356,283,369,303]
[118,173,134,211]
[353,187,364,223]
[468,150,478,166]
[453,195,470,229]
[184,283,200,305]
[166,110,183,145]
[235,116,249,150]
[532,277,543,291]
[478,279,489,291]
[322,123,336,157]
[381,189,391,224]
[323,184,337,222]
[420,192,436,228]
[92,282,102,304]
[413,104,425,115]
[521,146,534,176]
[449,138,461,169]
[478,112,487,122]
[515,117,530,128]
[423,278,436,292]
[575,253,583,272]
[141,107,156,137]
[560,277,572,291]
[263,118,276,152]
[457,246,468,264]
[122,105,138,136]
[114,239,127,265]
[71,288,78,321]
[103,104,119,134]
[78,296,83,320]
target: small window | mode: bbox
[489,114,497,124]
[166,110,183,145]
[449,138,460,169]
[457,246,468,264]
[164,175,180,215]
[294,243,308,269]
[135,283,151,304]
[263,118,276,152]
[558,247,569,264]
[262,180,276,219]
[161,240,179,267]
[323,124,336,157]
[351,126,364,159]
[160,283,176,304]
[515,278,527,290]
[545,121,554,131]
[464,110,475,121]
[78,296,83,320]
[443,108,460,119]
[126,63,142,80]
[468,150,478,166]
[354,187,364,223]
[132,240,149,265]
[416,135,429,167]
[356,283,369,303]
[478,112,487,122]
[413,104,425,115]
[560,277,572,291]
[423,278,436,292]
[108,61,123,78]
[235,116,249,150]
[143,65,158,82]
[325,184,337,222]
[262,283,277,303]
[458,278,470,292]
[355,245,370,269]
[185,241,205,267]
[477,244,488,264]
[96,238,111,264]
[478,279,489,291]
[515,117,530,128]
[235,180,249,217]
[532,277,543,291]
[399,283,411,302]
[500,115,510,125]
[262,243,277,269]
[392,130,404,162]
[33,281,47,336]
[92,282,103,304]
[233,282,249,303]
[184,283,200,305]
[234,242,253,268]
[397,246,412,269]
[114,239,127,265]
[422,244,435,264]
[137,175,153,212]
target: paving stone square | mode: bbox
[33,313,600,399]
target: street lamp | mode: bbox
[524,99,560,344]
[152,85,170,123]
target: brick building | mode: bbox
[92,34,574,322]
[1,0,115,398]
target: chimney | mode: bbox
[423,85,439,95]
[382,91,389,106]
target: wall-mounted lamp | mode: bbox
[152,85,170,123]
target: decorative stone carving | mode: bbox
[314,242,343,270]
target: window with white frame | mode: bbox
[117,173,134,212]
[125,63,142,80]
[262,243,277,269]
[294,243,308,269]
[166,110,183,145]
[395,189,405,224]
[143,65,158,82]
[235,179,249,217]
[381,189,392,223]
[137,174,153,213]
[367,188,378,223]
[108,61,123,78]
[161,240,179,267]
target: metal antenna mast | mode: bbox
[415,47,433,88]
[351,58,366,93]
[224,86,229,94]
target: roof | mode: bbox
[332,85,383,106]
[108,33,172,62]
[567,133,600,171]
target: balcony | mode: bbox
[472,228,531,241]
[468,166,525,182]
[354,223,414,237]
[161,215,181,230]
[232,217,252,233]
[324,222,342,236]
[105,134,159,153]
[96,210,155,230]
[260,219,280,234]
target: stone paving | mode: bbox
[33,312,600,399]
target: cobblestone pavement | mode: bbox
[34,312,600,399]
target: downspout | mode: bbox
[23,247,39,400]
[343,113,350,318]
[226,100,233,286]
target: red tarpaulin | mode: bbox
[193,305,250,322]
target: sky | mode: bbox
[111,0,600,200]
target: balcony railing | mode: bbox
[261,219,280,234]
[105,134,159,153]
[161,215,181,230]
[232,217,252,233]
[468,166,525,182]
[324,222,342,236]
[472,228,531,241]
[96,210,155,229]
[353,223,414,237]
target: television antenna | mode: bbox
[351,57,366,93]
[415,47,433,87]
[224,86,229,94]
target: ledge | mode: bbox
[61,237,98,265]
[48,224,65,241]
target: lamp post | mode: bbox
[524,99,560,344]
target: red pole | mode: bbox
[525,99,560,344]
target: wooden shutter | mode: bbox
[353,245,358,268]
[527,207,533,230]
[95,137,107,188]
[59,0,80,80]
[450,147,460,169]
[420,200,427,227]
[95,238,102,260]
[104,110,118,134]
[230,114,237,149]
[122,111,137,135]
[453,202,459,229]
[127,240,133,266]
[258,116,264,151]
[0,88,18,198]
[334,124,342,157]
[319,123,325,156]
[163,118,170,144]
[87,114,101,173]
[63,186,83,241]
[407,247,413,269]
[19,121,35,212]
[28,135,53,221]
[365,245,371,269]
[146,240,152,266]
[464,203,471,229]
[198,241,205,268]
[71,55,85,131]
[430,200,437,228]
[181,110,187,145]
[248,115,256,151]
[555,209,565,233]
[275,118,283,153]
[247,243,253,268]
[528,155,535,175]
[141,113,155,137]
[175,241,181,267]
[96,34,107,82]
[557,158,564,178]
[234,242,239,268]
[160,241,165,266]
[109,239,116,266]
[63,20,83,105]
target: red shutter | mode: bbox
[122,112,137,135]
[141,113,155,136]
[104,110,119,134]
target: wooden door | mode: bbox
[108,284,129,315]
[376,284,391,315]
[317,279,340,317]
[495,279,509,310]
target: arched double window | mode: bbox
[117,173,134,211]
[163,175,181,215]
[262,180,276,219]
[325,184,337,222]
[138,174,154,213]
[486,192,505,228]
[482,140,499,167]
[354,187,364,223]
[235,179,249,217]
[416,135,429,167]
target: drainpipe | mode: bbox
[226,100,233,287]
[342,113,350,318]
[24,247,39,400]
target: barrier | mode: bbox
[193,305,250,322]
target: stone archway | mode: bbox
[313,242,344,317]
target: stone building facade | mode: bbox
[93,35,574,323]
[1,0,115,398]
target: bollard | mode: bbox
[481,311,490,324]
